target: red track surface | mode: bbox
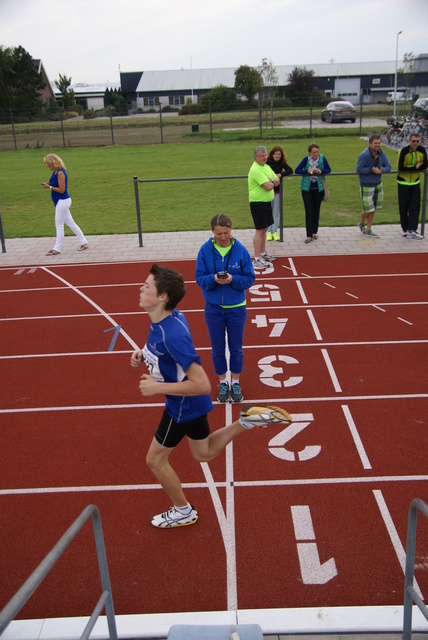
[0,254,427,621]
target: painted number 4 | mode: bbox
[252,314,288,338]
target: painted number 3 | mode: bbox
[258,354,303,388]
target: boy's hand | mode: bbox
[139,374,159,397]
[131,349,142,368]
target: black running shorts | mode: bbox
[155,409,210,448]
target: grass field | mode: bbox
[0,138,402,239]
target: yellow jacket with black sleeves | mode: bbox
[397,144,428,185]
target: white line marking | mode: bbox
[296,280,308,304]
[288,257,298,276]
[306,310,323,341]
[324,283,336,289]
[373,489,423,599]
[321,349,342,392]
[398,317,413,325]
[346,292,359,299]
[2,475,427,496]
[2,392,428,414]
[373,305,386,313]
[341,405,371,469]
[42,267,139,350]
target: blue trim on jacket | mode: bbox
[195,237,255,306]
[356,147,391,186]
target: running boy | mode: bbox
[131,263,292,528]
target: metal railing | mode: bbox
[0,504,118,640]
[133,170,428,249]
[403,498,428,640]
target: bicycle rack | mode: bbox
[403,498,428,640]
[0,504,118,640]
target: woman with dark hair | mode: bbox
[295,143,331,243]
[266,145,293,241]
[195,214,255,403]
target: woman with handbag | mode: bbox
[295,143,331,243]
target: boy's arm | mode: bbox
[139,361,211,397]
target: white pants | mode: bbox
[53,198,87,252]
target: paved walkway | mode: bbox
[0,224,427,267]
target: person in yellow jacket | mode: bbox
[397,133,427,239]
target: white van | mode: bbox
[386,91,407,104]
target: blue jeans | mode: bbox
[204,304,247,375]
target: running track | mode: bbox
[0,254,427,628]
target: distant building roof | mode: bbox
[136,61,404,93]
[53,83,120,97]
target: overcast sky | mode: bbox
[1,0,427,85]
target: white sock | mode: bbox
[219,378,228,386]
[231,378,239,385]
[175,503,192,515]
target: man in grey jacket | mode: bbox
[356,133,391,238]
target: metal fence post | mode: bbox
[159,104,163,144]
[109,105,115,146]
[60,107,66,148]
[134,176,143,247]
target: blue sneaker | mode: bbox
[230,382,243,402]
[217,382,230,402]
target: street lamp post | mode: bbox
[393,30,403,118]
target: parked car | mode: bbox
[321,101,356,123]
[386,91,407,104]
[413,97,428,120]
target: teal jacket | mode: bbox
[295,154,332,192]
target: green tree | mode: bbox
[55,73,75,108]
[200,84,238,112]
[258,58,278,128]
[398,52,415,99]
[234,65,263,103]
[0,46,14,110]
[285,66,316,102]
[0,45,45,115]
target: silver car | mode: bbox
[321,101,357,123]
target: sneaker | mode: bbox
[230,382,243,402]
[403,231,409,237]
[253,257,269,270]
[408,230,424,239]
[266,232,273,241]
[217,381,230,402]
[358,222,365,233]
[272,232,280,241]
[364,228,379,238]
[239,404,292,430]
[261,251,277,262]
[151,506,198,528]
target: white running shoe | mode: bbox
[261,251,277,262]
[151,506,198,528]
[253,257,269,270]
[239,404,292,429]
[408,230,424,239]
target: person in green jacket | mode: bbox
[397,133,427,239]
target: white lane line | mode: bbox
[346,292,359,299]
[373,305,386,313]
[201,399,237,611]
[321,349,342,392]
[398,317,413,325]
[3,474,427,496]
[296,280,308,304]
[324,283,336,289]
[288,257,298,277]
[341,404,371,470]
[373,489,423,599]
[42,267,139,350]
[306,309,323,341]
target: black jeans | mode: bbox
[302,188,324,238]
[398,182,421,232]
